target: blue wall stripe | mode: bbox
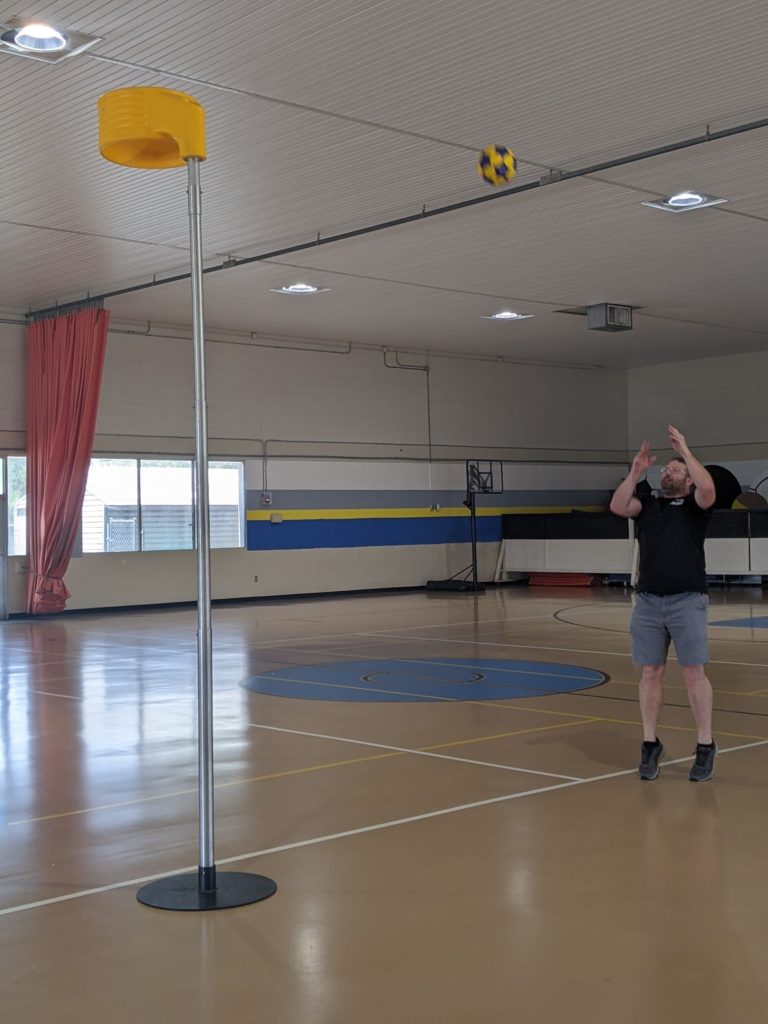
[247,514,503,550]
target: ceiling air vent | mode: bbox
[586,303,633,332]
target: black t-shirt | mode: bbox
[634,493,711,595]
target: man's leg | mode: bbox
[630,593,670,742]
[681,663,717,781]
[669,594,716,779]
[639,664,665,741]
[630,595,669,779]
[637,663,666,779]
[684,659,720,778]
[680,664,714,744]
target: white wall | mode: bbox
[249,457,623,494]
[629,351,768,461]
[1,319,630,613]
[0,323,628,458]
[97,334,429,455]
[430,358,628,456]
[0,321,25,449]
[7,328,768,614]
[5,543,502,612]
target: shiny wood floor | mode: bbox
[3,585,768,1023]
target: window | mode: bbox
[83,458,139,553]
[9,456,244,554]
[209,461,245,548]
[140,459,194,551]
[7,456,26,556]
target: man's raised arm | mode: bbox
[610,441,655,519]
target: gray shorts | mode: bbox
[630,591,709,667]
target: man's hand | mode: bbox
[667,425,716,509]
[611,441,653,518]
[668,425,690,458]
[631,440,655,478]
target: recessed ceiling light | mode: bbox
[269,283,331,295]
[13,23,67,51]
[641,191,727,213]
[481,310,534,320]
[0,19,101,62]
[668,191,704,207]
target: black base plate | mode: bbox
[137,871,277,911]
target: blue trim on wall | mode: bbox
[247,515,503,550]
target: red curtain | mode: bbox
[26,308,110,614]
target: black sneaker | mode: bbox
[689,742,717,782]
[638,740,664,780]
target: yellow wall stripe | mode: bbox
[246,505,603,522]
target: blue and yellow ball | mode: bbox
[476,144,517,187]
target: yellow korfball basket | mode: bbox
[98,86,206,168]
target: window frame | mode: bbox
[5,454,246,555]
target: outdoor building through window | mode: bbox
[8,457,244,556]
[7,456,26,557]
[139,460,194,551]
[82,458,139,552]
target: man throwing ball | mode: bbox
[610,426,717,781]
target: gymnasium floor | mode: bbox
[2,584,768,1023]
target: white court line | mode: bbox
[358,633,768,670]
[2,737,767,918]
[247,672,459,702]
[247,671,600,709]
[241,617,517,648]
[69,630,198,643]
[30,690,82,701]
[239,641,598,677]
[1,648,196,668]
[352,614,573,632]
[6,712,581,831]
[247,722,583,781]
[7,713,581,826]
[83,644,197,656]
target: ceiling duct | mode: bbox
[586,303,633,332]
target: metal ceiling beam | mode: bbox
[28,114,768,319]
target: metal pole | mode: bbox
[187,156,216,893]
[137,148,276,911]
[470,491,478,587]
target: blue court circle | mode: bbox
[243,658,607,702]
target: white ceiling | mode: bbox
[2,0,768,368]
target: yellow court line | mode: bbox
[8,751,404,826]
[243,671,768,738]
[217,752,406,786]
[245,670,607,719]
[476,690,768,740]
[479,698,768,740]
[7,738,768,918]
[605,677,768,699]
[421,718,600,751]
[578,716,767,741]
[9,717,604,827]
[11,715,589,826]
[11,688,767,828]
